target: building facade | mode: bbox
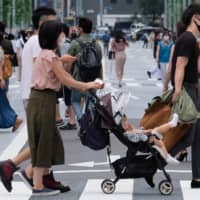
[165,0,200,31]
[33,0,68,20]
[76,0,139,27]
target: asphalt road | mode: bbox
[0,42,197,200]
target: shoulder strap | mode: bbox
[76,38,86,49]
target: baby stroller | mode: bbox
[80,91,174,196]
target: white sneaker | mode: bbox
[153,145,179,165]
[166,154,180,165]
[169,113,179,128]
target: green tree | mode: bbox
[2,0,11,25]
[138,0,164,19]
[15,0,32,26]
[1,0,32,29]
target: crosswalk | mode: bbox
[79,180,134,200]
[0,179,200,200]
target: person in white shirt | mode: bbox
[16,30,27,81]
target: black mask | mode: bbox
[195,21,200,32]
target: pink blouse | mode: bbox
[31,50,61,91]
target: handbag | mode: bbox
[140,92,191,151]
[108,51,115,60]
[3,55,13,79]
[79,99,109,150]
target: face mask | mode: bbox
[163,36,169,41]
[195,21,200,32]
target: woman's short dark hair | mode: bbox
[39,20,63,50]
[32,7,56,30]
[181,3,200,28]
[78,17,93,34]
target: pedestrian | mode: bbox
[142,32,149,48]
[68,17,103,124]
[149,31,155,49]
[111,31,128,87]
[0,43,23,131]
[156,32,174,82]
[163,21,185,92]
[0,7,70,194]
[58,23,77,130]
[26,20,102,196]
[147,32,162,80]
[162,22,194,162]
[102,31,111,56]
[108,33,115,79]
[16,30,28,81]
[168,4,200,188]
[0,22,15,92]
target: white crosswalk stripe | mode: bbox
[1,179,200,199]
[0,182,31,200]
[79,179,134,200]
[180,181,200,200]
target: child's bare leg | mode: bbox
[153,113,179,134]
[151,137,168,158]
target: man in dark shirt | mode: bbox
[171,32,198,87]
[170,4,200,189]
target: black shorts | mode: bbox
[63,86,72,106]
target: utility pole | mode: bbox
[76,0,83,17]
[100,0,103,26]
[34,0,37,9]
[164,0,168,28]
[0,0,3,21]
[12,0,16,32]
[67,0,71,16]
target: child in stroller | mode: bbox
[121,113,179,165]
[93,92,179,196]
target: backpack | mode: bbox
[76,39,101,82]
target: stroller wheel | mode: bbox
[101,179,116,194]
[159,180,174,196]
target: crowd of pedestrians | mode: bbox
[0,2,200,198]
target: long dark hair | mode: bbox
[114,31,126,43]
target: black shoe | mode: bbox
[191,180,200,188]
[176,151,188,162]
[60,123,77,130]
[147,71,151,79]
[56,119,65,127]
[18,170,33,190]
[0,160,20,192]
[145,177,155,188]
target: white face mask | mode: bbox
[163,36,169,42]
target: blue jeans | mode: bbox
[71,89,94,121]
[71,89,86,121]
